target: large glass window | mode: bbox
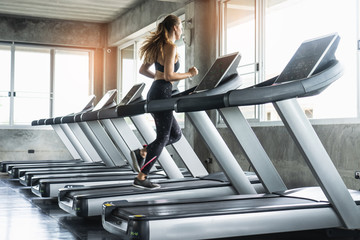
[0,45,11,124]
[120,44,136,100]
[265,0,358,121]
[0,44,93,126]
[173,41,186,126]
[14,47,51,124]
[222,0,257,119]
[53,50,91,117]
[221,0,359,122]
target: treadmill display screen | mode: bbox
[194,52,240,92]
[93,89,117,111]
[275,33,339,83]
[81,95,96,112]
[118,83,145,106]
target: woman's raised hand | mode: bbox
[188,67,199,77]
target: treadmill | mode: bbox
[0,159,82,173]
[5,93,117,180]
[12,91,134,183]
[102,33,360,240]
[1,96,100,174]
[7,95,110,178]
[29,85,201,197]
[26,91,152,194]
[57,52,263,217]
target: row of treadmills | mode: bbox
[2,33,360,240]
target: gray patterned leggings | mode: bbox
[140,80,182,175]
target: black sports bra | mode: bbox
[155,60,180,73]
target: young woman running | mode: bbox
[131,14,198,189]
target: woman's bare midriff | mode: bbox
[154,71,172,83]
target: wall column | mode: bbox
[184,0,218,167]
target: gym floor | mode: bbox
[1,172,358,240]
[0,173,118,240]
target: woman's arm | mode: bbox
[139,62,155,79]
[163,44,198,82]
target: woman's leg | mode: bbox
[133,110,173,189]
[140,110,175,175]
[167,115,182,145]
[133,80,180,189]
[134,114,181,177]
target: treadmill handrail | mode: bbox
[106,73,243,120]
[175,60,342,112]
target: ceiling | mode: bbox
[0,0,149,23]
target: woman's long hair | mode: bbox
[139,15,180,64]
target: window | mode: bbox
[0,45,11,124]
[120,44,136,100]
[14,47,51,124]
[53,50,91,117]
[0,44,93,126]
[220,0,359,122]
[221,0,257,119]
[265,0,358,120]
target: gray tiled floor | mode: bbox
[1,172,359,240]
[0,173,118,240]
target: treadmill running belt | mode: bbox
[112,195,329,220]
[65,179,230,199]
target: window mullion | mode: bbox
[50,49,55,118]
[218,0,227,56]
[133,42,138,85]
[9,43,15,126]
[256,0,266,121]
[357,0,360,118]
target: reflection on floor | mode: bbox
[0,173,118,240]
[1,172,359,240]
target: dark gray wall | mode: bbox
[207,124,360,190]
[182,0,219,162]
[0,129,72,161]
[108,0,184,46]
[0,15,106,47]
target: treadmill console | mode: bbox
[193,52,241,93]
[118,83,145,106]
[275,33,340,83]
[81,95,96,112]
[93,89,117,111]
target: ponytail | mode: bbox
[139,15,179,64]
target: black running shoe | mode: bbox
[133,177,161,189]
[130,149,145,172]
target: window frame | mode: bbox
[217,0,360,127]
[0,42,94,128]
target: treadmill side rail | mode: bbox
[219,107,286,193]
[274,98,360,229]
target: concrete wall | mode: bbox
[0,15,106,47]
[182,0,219,158]
[0,128,72,161]
[198,123,360,191]
[107,0,184,46]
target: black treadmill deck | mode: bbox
[109,187,360,221]
[64,178,231,200]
